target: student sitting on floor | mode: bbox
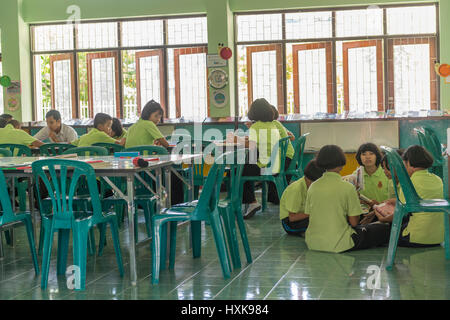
[0,117,44,148]
[111,117,128,140]
[374,145,444,248]
[34,110,78,144]
[279,160,325,236]
[71,113,125,147]
[304,145,390,253]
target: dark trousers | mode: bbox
[267,157,292,204]
[281,217,309,236]
[347,222,391,251]
[397,215,441,248]
[242,164,261,204]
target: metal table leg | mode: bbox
[126,174,137,286]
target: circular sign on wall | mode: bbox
[212,90,228,108]
[208,69,228,89]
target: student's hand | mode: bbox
[374,210,393,223]
[385,198,397,206]
[116,137,126,146]
[49,131,58,142]
[245,121,252,129]
[287,131,295,141]
[154,140,162,146]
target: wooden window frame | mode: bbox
[292,42,333,114]
[246,44,284,113]
[49,53,77,119]
[135,49,166,115]
[86,51,121,118]
[343,40,384,112]
[387,37,438,110]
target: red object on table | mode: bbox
[85,160,104,164]
[143,158,160,162]
[15,166,32,170]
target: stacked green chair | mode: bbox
[0,148,12,157]
[0,168,39,273]
[240,137,290,212]
[92,142,125,155]
[151,151,233,284]
[32,159,124,290]
[0,144,31,212]
[218,148,252,269]
[284,132,310,183]
[381,146,450,271]
[39,143,76,156]
[422,127,445,179]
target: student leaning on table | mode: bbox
[0,117,44,148]
[71,113,125,147]
[34,110,78,143]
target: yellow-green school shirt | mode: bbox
[305,172,362,253]
[353,166,389,203]
[71,128,116,147]
[249,121,281,173]
[0,124,36,146]
[125,119,164,148]
[387,179,397,199]
[114,128,127,140]
[279,177,307,220]
[399,170,444,245]
[272,120,294,159]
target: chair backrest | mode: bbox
[422,127,444,162]
[124,145,168,156]
[0,148,12,157]
[93,143,125,155]
[61,146,108,156]
[0,144,31,157]
[165,134,192,144]
[286,132,310,172]
[40,143,77,156]
[31,159,102,224]
[262,136,290,175]
[192,151,231,220]
[381,146,421,206]
[0,168,15,223]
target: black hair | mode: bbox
[93,113,113,129]
[381,149,404,171]
[141,100,164,121]
[247,98,275,122]
[0,118,8,128]
[402,145,434,169]
[303,159,326,181]
[316,145,346,170]
[0,114,13,121]
[8,119,21,129]
[356,143,383,167]
[111,118,123,138]
[45,109,61,121]
[271,105,279,121]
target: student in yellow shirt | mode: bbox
[375,145,444,248]
[111,118,127,140]
[354,143,390,209]
[279,160,325,236]
[0,118,44,148]
[71,113,125,147]
[304,145,390,253]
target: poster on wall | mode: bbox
[6,81,21,112]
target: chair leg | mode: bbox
[38,221,44,256]
[57,229,70,275]
[444,211,450,260]
[151,220,163,284]
[160,223,168,271]
[191,221,202,258]
[235,206,252,264]
[23,216,39,275]
[0,231,4,259]
[108,218,124,277]
[385,206,405,271]
[73,221,90,291]
[41,220,55,289]
[88,228,96,256]
[98,223,107,257]
[261,182,267,211]
[143,202,152,238]
[169,221,178,269]
[220,205,240,269]
[209,211,231,279]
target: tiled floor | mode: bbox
[1,194,450,300]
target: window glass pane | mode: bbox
[285,12,332,39]
[336,8,383,37]
[237,45,248,117]
[394,44,431,112]
[122,50,137,120]
[0,61,3,115]
[387,6,436,35]
[237,14,282,42]
[52,58,73,120]
[90,56,117,115]
[167,17,207,45]
[251,50,278,107]
[77,22,118,49]
[121,20,164,47]
[33,24,74,52]
[34,55,52,121]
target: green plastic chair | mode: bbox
[165,134,192,144]
[218,148,252,269]
[284,133,309,182]
[0,168,39,274]
[61,146,108,157]
[32,159,124,290]
[124,145,168,156]
[0,144,31,212]
[0,148,12,157]
[151,151,233,284]
[381,146,450,271]
[93,143,125,155]
[240,136,290,212]
[422,127,445,179]
[39,143,77,156]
